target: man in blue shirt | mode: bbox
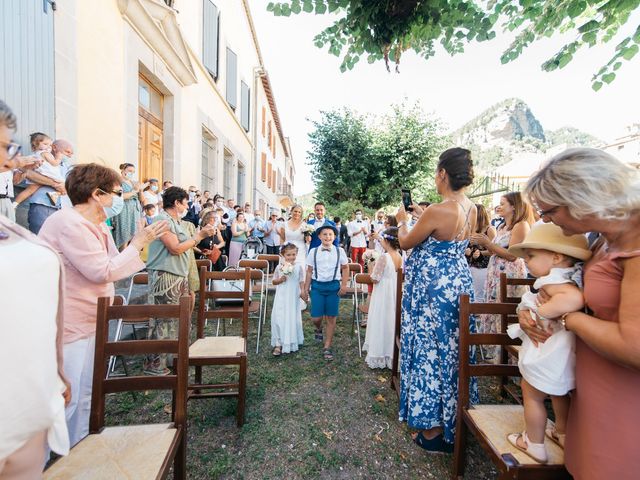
[248,209,265,239]
[14,139,73,234]
[307,202,339,249]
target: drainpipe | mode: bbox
[252,66,266,213]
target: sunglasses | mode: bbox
[98,188,124,197]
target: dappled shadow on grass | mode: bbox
[105,296,502,479]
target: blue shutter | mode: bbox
[0,0,55,150]
[202,0,219,78]
[240,81,250,132]
[226,48,237,109]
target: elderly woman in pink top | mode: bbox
[521,148,640,480]
[39,163,167,448]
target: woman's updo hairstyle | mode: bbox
[380,227,401,251]
[437,147,474,191]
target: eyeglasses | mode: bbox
[536,205,559,218]
[98,188,123,197]
[1,141,22,160]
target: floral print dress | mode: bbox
[399,235,478,444]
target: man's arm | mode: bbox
[23,170,60,187]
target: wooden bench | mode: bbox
[45,296,191,480]
[453,295,570,480]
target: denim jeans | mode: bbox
[28,203,57,234]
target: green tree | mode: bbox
[308,102,445,209]
[267,0,640,89]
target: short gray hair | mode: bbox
[526,148,640,221]
[0,100,17,131]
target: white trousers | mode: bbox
[63,336,95,448]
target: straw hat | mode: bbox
[508,223,592,261]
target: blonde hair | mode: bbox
[526,148,640,221]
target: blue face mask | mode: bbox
[104,194,124,218]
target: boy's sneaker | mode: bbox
[47,191,60,206]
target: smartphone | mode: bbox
[401,188,413,212]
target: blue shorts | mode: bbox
[310,280,340,318]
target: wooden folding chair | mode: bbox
[45,296,191,480]
[238,259,269,352]
[196,258,212,273]
[189,268,251,427]
[353,273,374,357]
[453,294,569,480]
[256,253,279,305]
[498,273,536,401]
[339,263,363,338]
[125,271,149,305]
[390,266,403,396]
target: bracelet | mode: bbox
[560,312,570,330]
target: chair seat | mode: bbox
[189,336,246,358]
[466,404,564,466]
[44,424,177,480]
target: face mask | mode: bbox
[125,172,134,179]
[151,185,158,192]
[61,155,71,163]
[179,207,188,218]
[189,192,196,201]
[216,201,223,208]
[103,194,124,218]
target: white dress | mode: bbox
[363,253,398,369]
[283,221,307,266]
[270,263,305,353]
[507,266,581,396]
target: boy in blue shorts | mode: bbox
[302,224,349,361]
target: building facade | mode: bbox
[0,0,294,215]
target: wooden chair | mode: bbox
[353,273,374,357]
[45,296,191,480]
[125,271,149,305]
[189,267,251,427]
[498,273,536,401]
[453,294,569,480]
[390,267,403,396]
[256,253,279,306]
[195,258,212,273]
[238,259,269,352]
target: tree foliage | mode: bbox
[267,0,640,89]
[308,103,446,210]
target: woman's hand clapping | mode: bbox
[470,232,490,247]
[131,220,169,250]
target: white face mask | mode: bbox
[216,201,224,207]
[179,208,188,218]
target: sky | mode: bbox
[250,2,640,195]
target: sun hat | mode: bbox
[508,223,592,261]
[316,224,338,236]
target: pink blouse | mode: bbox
[39,208,145,344]
[565,244,640,479]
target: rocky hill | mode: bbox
[451,98,601,173]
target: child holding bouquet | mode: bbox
[270,243,306,356]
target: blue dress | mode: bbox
[398,236,478,444]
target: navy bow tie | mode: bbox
[321,247,332,251]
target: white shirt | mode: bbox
[244,212,254,224]
[0,171,14,197]
[143,190,160,206]
[264,219,282,246]
[347,219,370,248]
[306,245,348,281]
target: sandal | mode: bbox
[545,426,565,448]
[412,432,453,454]
[322,348,334,361]
[507,431,548,463]
[314,328,323,341]
[272,346,282,357]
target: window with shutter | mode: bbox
[261,153,267,182]
[226,48,237,109]
[261,107,266,137]
[202,0,219,79]
[240,81,250,132]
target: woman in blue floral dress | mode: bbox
[397,148,478,453]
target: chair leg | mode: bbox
[173,431,186,480]
[453,419,467,479]
[236,356,247,427]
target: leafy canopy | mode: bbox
[266,0,640,90]
[308,102,446,210]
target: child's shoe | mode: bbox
[507,431,548,463]
[545,426,565,447]
[47,191,60,206]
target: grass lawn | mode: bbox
[106,290,503,479]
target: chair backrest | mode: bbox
[354,273,373,285]
[347,263,363,274]
[197,267,252,338]
[458,294,521,409]
[91,296,191,433]
[238,258,269,272]
[257,253,279,263]
[196,259,212,272]
[498,273,535,304]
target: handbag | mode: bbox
[204,245,221,263]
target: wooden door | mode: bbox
[138,74,163,183]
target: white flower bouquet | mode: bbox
[300,223,315,237]
[280,262,295,276]
[363,249,380,264]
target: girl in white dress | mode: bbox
[505,223,591,463]
[363,227,403,369]
[278,204,309,267]
[270,243,305,356]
